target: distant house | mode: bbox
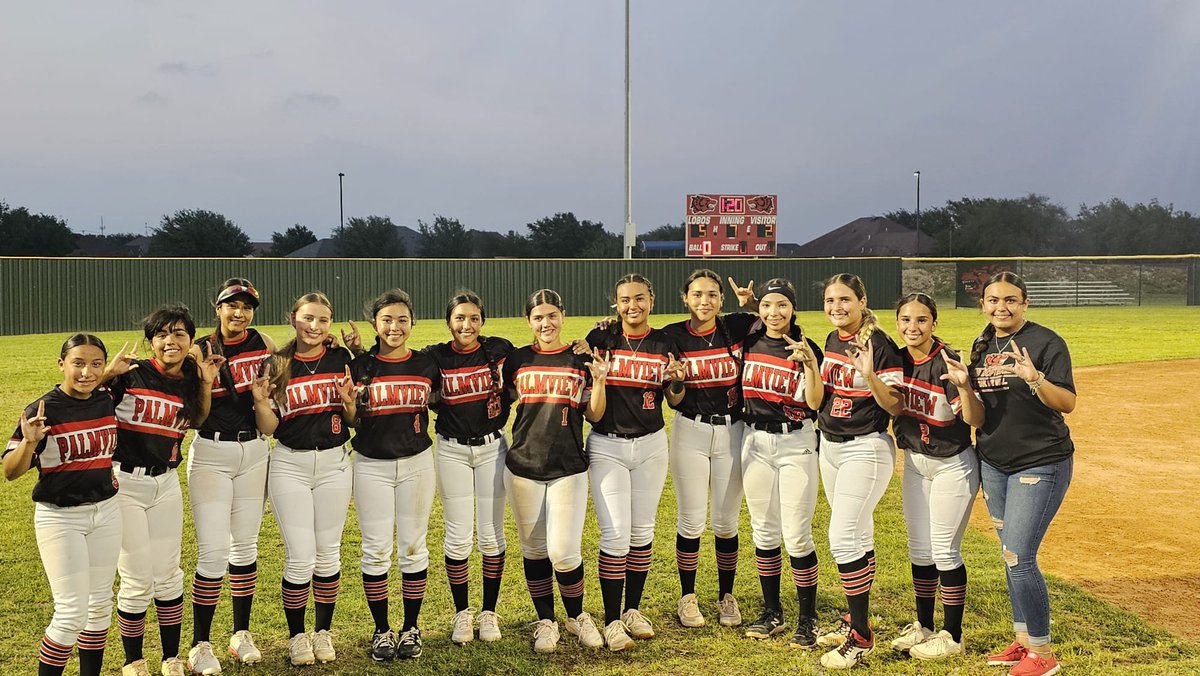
[286,225,423,258]
[792,217,915,257]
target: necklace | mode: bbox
[993,321,1025,355]
[624,332,647,357]
[297,350,323,375]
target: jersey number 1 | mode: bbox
[561,406,570,427]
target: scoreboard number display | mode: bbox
[685,194,777,257]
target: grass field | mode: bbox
[1,305,1198,674]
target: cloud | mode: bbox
[158,61,217,77]
[284,92,340,112]
[137,90,167,106]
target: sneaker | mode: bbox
[121,660,151,676]
[287,634,315,667]
[621,608,655,639]
[819,628,875,670]
[1010,652,1061,676]
[789,615,819,649]
[369,630,397,662]
[743,608,786,639]
[160,657,186,676]
[396,627,423,659]
[602,620,635,651]
[531,619,560,654]
[227,630,262,665]
[186,642,222,675]
[818,613,852,647]
[717,593,742,627]
[311,630,336,663]
[987,640,1029,666]
[677,593,705,628]
[478,610,502,642]
[452,608,475,645]
[565,612,604,648]
[890,621,934,652]
[910,630,964,660]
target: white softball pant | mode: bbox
[819,432,896,564]
[187,435,270,578]
[435,434,508,560]
[902,446,980,570]
[741,421,820,557]
[587,429,670,556]
[355,451,436,576]
[114,465,185,612]
[670,414,745,539]
[505,469,588,572]
[268,444,353,582]
[35,498,122,647]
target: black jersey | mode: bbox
[661,313,758,417]
[5,387,119,507]
[271,346,354,450]
[502,345,591,481]
[819,328,904,437]
[424,337,513,439]
[585,327,677,436]
[197,329,270,436]
[969,321,1075,472]
[350,349,439,460]
[111,359,194,471]
[741,331,824,424]
[895,342,972,458]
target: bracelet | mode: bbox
[1027,371,1046,394]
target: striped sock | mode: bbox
[523,557,555,621]
[912,563,939,631]
[38,635,71,675]
[445,556,470,612]
[940,564,968,642]
[229,562,257,633]
[313,572,341,632]
[117,609,146,663]
[482,551,505,612]
[155,595,184,658]
[362,572,390,633]
[755,547,783,611]
[76,628,107,676]
[556,564,585,619]
[838,555,873,639]
[598,550,627,624]
[715,535,739,598]
[676,535,701,596]
[790,552,819,619]
[625,544,653,611]
[281,578,310,637]
[401,570,427,631]
[190,573,223,644]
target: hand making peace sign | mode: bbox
[20,400,49,444]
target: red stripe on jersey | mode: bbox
[281,402,342,420]
[117,419,187,439]
[44,417,119,435]
[39,455,113,474]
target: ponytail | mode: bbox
[969,323,996,367]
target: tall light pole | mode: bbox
[622,0,635,260]
[913,170,921,257]
[338,172,345,233]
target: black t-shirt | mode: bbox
[271,346,354,450]
[350,349,439,459]
[502,345,591,481]
[424,337,513,439]
[197,329,270,436]
[111,359,194,471]
[819,329,904,437]
[661,313,758,417]
[969,321,1075,472]
[894,342,972,458]
[585,326,678,436]
[741,330,824,424]
[5,387,119,507]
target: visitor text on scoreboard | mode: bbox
[685,194,777,257]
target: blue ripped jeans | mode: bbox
[979,456,1072,646]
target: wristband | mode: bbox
[669,379,685,395]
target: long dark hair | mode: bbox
[208,277,256,398]
[445,290,503,402]
[969,272,1029,366]
[142,304,204,423]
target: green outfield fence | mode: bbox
[0,257,902,336]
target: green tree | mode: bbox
[333,215,405,258]
[418,215,471,257]
[1072,199,1200,255]
[269,224,317,257]
[0,201,78,256]
[638,222,685,241]
[943,194,1070,257]
[526,212,619,258]
[148,209,252,257]
[884,208,956,255]
[473,229,531,258]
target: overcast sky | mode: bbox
[2,1,1198,245]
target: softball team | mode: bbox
[503,289,609,653]
[424,291,513,645]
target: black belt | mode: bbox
[748,420,807,434]
[198,429,259,442]
[118,464,171,477]
[449,430,504,447]
[683,412,740,426]
[821,430,858,444]
[602,431,646,439]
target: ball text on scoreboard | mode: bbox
[684,194,778,257]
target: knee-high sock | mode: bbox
[282,579,311,637]
[76,629,107,676]
[755,547,783,611]
[625,544,653,611]
[556,564,585,619]
[791,552,819,619]
[940,564,968,642]
[191,573,222,644]
[155,595,184,658]
[912,563,939,631]
[313,572,340,632]
[446,556,470,613]
[676,535,700,596]
[117,609,146,663]
[38,635,72,676]
[523,557,555,621]
[838,555,874,639]
[482,552,505,613]
[229,562,257,633]
[363,572,390,633]
[598,551,627,624]
[401,570,427,631]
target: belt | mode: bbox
[821,430,858,444]
[683,412,739,426]
[118,464,170,478]
[603,431,646,440]
[449,430,504,447]
[198,429,260,442]
[748,420,807,434]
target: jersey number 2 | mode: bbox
[919,423,930,444]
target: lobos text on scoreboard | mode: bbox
[685,194,778,257]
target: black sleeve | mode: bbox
[1039,333,1075,394]
[502,353,520,406]
[808,337,824,366]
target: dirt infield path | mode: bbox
[968,359,1200,640]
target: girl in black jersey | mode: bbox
[945,272,1076,676]
[660,270,760,629]
[105,305,222,676]
[886,293,981,662]
[424,291,514,645]
[186,278,275,673]
[584,273,685,650]
[5,335,120,676]
[253,292,358,667]
[816,273,904,670]
[347,290,440,662]
[503,289,610,654]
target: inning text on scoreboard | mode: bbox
[685,194,778,257]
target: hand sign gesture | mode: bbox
[587,349,611,382]
[849,339,875,378]
[727,277,756,309]
[665,352,688,382]
[341,321,364,355]
[784,334,817,368]
[105,341,141,380]
[336,366,360,405]
[196,353,227,385]
[1003,339,1039,382]
[252,359,276,403]
[939,350,972,388]
[20,400,50,444]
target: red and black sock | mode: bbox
[362,572,390,633]
[912,563,939,631]
[556,564,585,619]
[598,550,627,624]
[401,569,427,631]
[715,535,739,598]
[940,564,967,642]
[755,547,783,611]
[313,572,340,632]
[481,551,505,612]
[117,609,146,663]
[281,578,311,637]
[76,629,107,676]
[790,552,819,619]
[676,534,700,596]
[523,557,555,621]
[625,544,653,611]
[191,573,222,644]
[38,635,71,676]
[155,595,184,659]
[446,556,470,612]
[838,555,874,639]
[229,561,257,633]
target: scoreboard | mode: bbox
[685,194,777,257]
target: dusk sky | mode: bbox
[3,1,1198,245]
